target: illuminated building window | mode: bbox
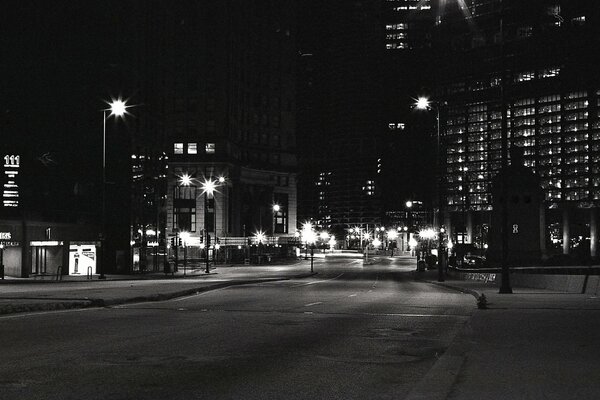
[540,67,560,78]
[386,23,408,30]
[564,100,588,110]
[388,122,405,130]
[386,42,408,50]
[572,16,586,26]
[206,143,216,154]
[187,143,197,154]
[566,91,587,99]
[174,143,184,154]
[515,71,535,82]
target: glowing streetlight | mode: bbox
[415,96,431,110]
[201,177,223,274]
[179,173,192,186]
[100,97,130,280]
[255,231,266,244]
[201,178,217,196]
[387,229,398,241]
[414,95,445,282]
[272,204,281,236]
[406,200,413,208]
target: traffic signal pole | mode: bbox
[205,232,211,274]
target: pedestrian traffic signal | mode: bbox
[178,238,182,246]
[206,234,211,246]
[170,237,175,247]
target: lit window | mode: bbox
[515,71,535,82]
[174,143,184,154]
[206,143,216,154]
[540,67,560,78]
[187,143,197,154]
[572,16,586,26]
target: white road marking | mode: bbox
[348,294,357,297]
[0,306,102,320]
[304,302,323,307]
[292,273,344,287]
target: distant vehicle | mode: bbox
[451,243,486,268]
[464,255,487,268]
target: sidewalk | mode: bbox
[416,268,600,310]
[408,268,600,400]
[0,261,316,316]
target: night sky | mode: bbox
[2,1,136,219]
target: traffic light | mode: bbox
[178,238,182,246]
[206,234,211,246]
[170,237,175,247]
[200,235,204,243]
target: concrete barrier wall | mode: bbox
[451,270,600,296]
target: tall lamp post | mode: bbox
[415,96,446,282]
[272,204,280,237]
[100,98,128,280]
[201,177,219,273]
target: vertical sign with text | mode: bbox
[3,154,20,209]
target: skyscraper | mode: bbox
[434,0,600,258]
[161,1,298,253]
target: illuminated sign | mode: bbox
[3,154,20,208]
[0,232,12,240]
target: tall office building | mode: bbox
[434,0,600,257]
[296,0,437,241]
[162,1,298,250]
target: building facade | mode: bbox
[161,1,298,257]
[434,0,600,259]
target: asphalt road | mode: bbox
[0,257,474,400]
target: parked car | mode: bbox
[464,254,487,268]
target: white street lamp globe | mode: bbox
[415,96,430,110]
[201,178,217,195]
[180,173,192,186]
[109,98,127,117]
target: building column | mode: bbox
[591,208,598,259]
[539,205,547,260]
[466,211,473,243]
[562,208,570,255]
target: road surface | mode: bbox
[0,256,473,399]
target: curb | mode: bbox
[404,320,472,400]
[423,280,482,302]
[414,273,492,310]
[0,272,317,316]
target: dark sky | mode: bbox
[1,1,136,218]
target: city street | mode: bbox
[0,257,473,399]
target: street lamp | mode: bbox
[272,204,281,236]
[100,97,129,280]
[200,176,225,274]
[180,231,190,276]
[415,96,446,282]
